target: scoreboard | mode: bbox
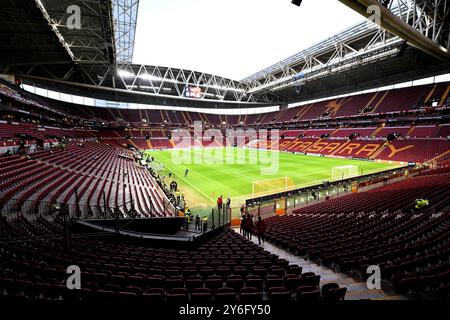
[185,86,202,99]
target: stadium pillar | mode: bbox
[75,188,80,218]
[62,204,71,252]
[162,198,166,217]
[103,191,107,218]
[115,208,120,235]
[211,209,215,229]
[130,189,134,212]
[226,207,229,226]
[217,207,221,228]
[224,206,228,226]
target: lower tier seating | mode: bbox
[0,142,175,218]
[0,222,343,302]
[263,168,450,298]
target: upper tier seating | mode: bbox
[150,139,173,149]
[376,126,412,138]
[298,102,328,121]
[435,124,450,138]
[282,130,305,138]
[2,121,448,164]
[332,127,377,138]
[303,128,335,137]
[278,137,450,163]
[276,108,301,123]
[373,86,428,113]
[2,80,449,126]
[332,92,376,117]
[0,122,95,140]
[409,126,438,138]
[130,139,149,150]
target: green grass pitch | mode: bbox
[145,148,402,217]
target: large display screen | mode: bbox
[185,86,202,99]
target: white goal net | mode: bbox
[252,177,294,197]
[331,165,359,180]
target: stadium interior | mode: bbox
[0,0,449,308]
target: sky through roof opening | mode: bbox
[133,0,363,80]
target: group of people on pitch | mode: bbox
[240,205,267,245]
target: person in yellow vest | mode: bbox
[185,213,190,230]
[188,209,193,223]
[414,199,429,211]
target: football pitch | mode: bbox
[145,148,403,216]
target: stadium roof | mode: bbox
[0,0,139,81]
[242,0,450,103]
[113,0,139,63]
[0,0,116,83]
[0,0,449,109]
[0,0,277,107]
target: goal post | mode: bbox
[252,177,295,197]
[331,165,359,181]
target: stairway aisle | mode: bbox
[232,228,408,300]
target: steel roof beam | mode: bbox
[338,0,450,61]
[112,0,139,63]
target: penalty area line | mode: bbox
[159,162,215,203]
